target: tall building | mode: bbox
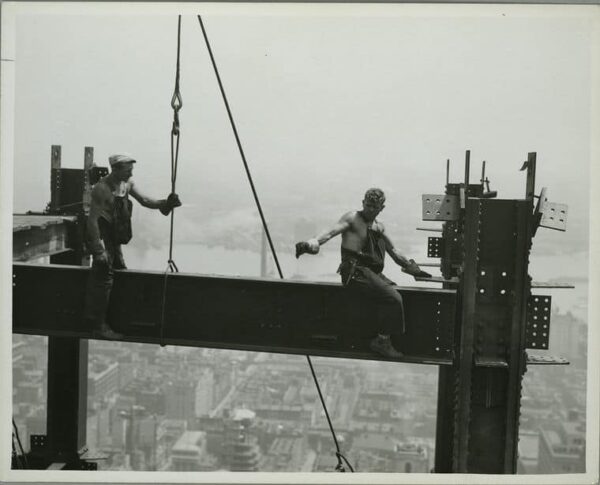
[537,421,585,473]
[88,361,119,403]
[222,409,261,471]
[549,312,581,361]
[165,380,196,425]
[170,431,216,471]
[195,369,215,417]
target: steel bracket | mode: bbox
[422,194,460,221]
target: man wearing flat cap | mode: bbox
[84,153,181,339]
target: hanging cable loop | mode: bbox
[197,14,354,473]
[160,15,184,348]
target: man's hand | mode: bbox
[160,193,182,215]
[93,251,109,267]
[295,238,320,258]
[402,259,432,279]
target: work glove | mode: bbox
[295,238,320,258]
[160,193,182,216]
[402,259,432,279]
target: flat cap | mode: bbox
[108,153,137,166]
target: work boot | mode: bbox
[93,323,124,341]
[369,334,403,359]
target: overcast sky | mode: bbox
[4,4,595,274]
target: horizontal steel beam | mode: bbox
[13,263,458,365]
[13,216,78,262]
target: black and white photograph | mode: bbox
[1,2,599,483]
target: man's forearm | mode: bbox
[392,250,410,268]
[87,217,105,255]
[138,197,167,210]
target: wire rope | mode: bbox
[196,14,353,472]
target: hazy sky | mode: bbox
[4,4,595,270]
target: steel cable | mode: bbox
[160,15,183,347]
[196,14,353,472]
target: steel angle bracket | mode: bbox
[535,187,568,232]
[526,353,569,365]
[540,202,568,231]
[525,295,551,350]
[422,194,459,221]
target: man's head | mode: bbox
[362,188,386,220]
[109,154,136,182]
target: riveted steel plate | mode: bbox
[526,295,551,349]
[540,202,568,231]
[428,237,443,257]
[422,194,459,221]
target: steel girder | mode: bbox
[12,263,457,365]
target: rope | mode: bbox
[196,15,353,472]
[159,15,183,347]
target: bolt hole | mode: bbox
[501,271,507,277]
[481,270,486,276]
[500,289,506,295]
[479,288,485,294]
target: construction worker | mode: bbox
[84,153,181,339]
[295,188,430,359]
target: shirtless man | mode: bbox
[84,153,181,339]
[295,188,430,358]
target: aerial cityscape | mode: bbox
[12,306,586,473]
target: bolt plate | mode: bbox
[428,237,443,257]
[526,295,551,350]
[540,202,568,231]
[422,194,459,221]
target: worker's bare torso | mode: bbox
[340,211,383,253]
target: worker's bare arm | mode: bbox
[87,183,110,256]
[129,181,166,209]
[380,224,410,268]
[295,212,353,258]
[314,212,353,246]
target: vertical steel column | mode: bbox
[503,207,534,471]
[453,197,481,472]
[45,146,90,466]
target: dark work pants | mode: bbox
[84,239,126,328]
[340,264,406,335]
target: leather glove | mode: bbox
[295,238,320,258]
[160,193,182,215]
[402,259,432,279]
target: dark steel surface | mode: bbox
[13,217,73,261]
[503,201,531,472]
[453,197,480,472]
[13,263,457,365]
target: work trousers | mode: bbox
[83,237,126,328]
[339,263,406,335]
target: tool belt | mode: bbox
[338,249,384,286]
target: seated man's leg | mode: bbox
[346,266,405,358]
